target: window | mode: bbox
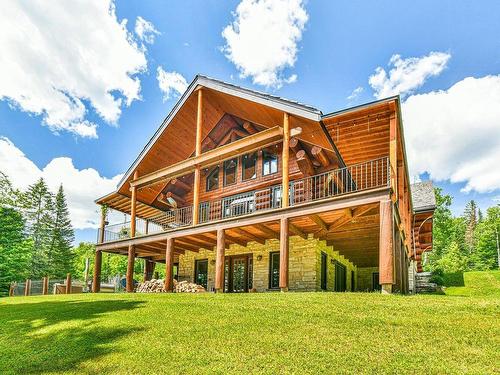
[262,150,278,176]
[224,158,238,186]
[206,166,219,191]
[334,262,346,292]
[269,251,280,289]
[194,259,208,289]
[320,252,327,290]
[242,152,257,181]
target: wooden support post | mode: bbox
[192,166,200,225]
[164,238,174,292]
[126,170,138,293]
[145,220,149,235]
[99,206,106,244]
[279,217,289,291]
[65,273,72,294]
[9,284,14,297]
[24,279,31,296]
[42,276,49,295]
[92,250,102,293]
[389,113,398,202]
[215,229,225,292]
[379,200,394,293]
[126,245,136,292]
[282,113,290,208]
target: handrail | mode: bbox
[98,157,389,244]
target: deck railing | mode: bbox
[98,157,389,243]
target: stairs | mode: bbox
[415,272,439,293]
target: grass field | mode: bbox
[1,272,499,374]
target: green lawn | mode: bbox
[444,270,500,297]
[1,274,499,374]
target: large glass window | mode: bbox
[224,158,238,186]
[269,251,280,289]
[242,152,257,181]
[206,166,219,191]
[262,150,278,176]
[194,259,208,289]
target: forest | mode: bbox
[0,171,498,296]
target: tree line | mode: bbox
[0,172,74,295]
[426,188,500,276]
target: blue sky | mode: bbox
[0,0,499,244]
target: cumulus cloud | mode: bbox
[403,75,500,193]
[221,0,308,88]
[135,16,160,44]
[156,67,188,101]
[0,137,122,229]
[369,52,451,99]
[0,1,147,138]
[347,86,364,101]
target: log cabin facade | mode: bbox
[93,75,435,294]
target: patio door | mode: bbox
[225,254,253,292]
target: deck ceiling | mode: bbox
[102,202,380,268]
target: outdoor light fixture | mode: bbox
[257,255,263,261]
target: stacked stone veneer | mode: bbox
[178,234,358,292]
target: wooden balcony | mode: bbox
[98,157,389,244]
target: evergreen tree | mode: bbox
[48,185,75,278]
[0,207,32,296]
[21,178,54,278]
[473,206,500,270]
[463,200,478,254]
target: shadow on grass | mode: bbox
[0,299,144,374]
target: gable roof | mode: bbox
[411,181,436,212]
[117,74,323,190]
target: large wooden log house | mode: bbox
[93,75,435,294]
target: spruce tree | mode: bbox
[22,178,54,278]
[48,185,75,278]
[463,200,478,255]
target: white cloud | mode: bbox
[369,52,451,99]
[347,86,364,101]
[156,67,188,101]
[0,137,122,229]
[222,0,308,88]
[135,16,160,44]
[0,1,147,138]
[403,75,500,194]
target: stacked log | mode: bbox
[135,279,206,293]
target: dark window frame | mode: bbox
[206,166,220,192]
[262,150,278,176]
[194,259,209,289]
[320,252,327,290]
[268,251,280,289]
[241,152,258,181]
[223,158,238,186]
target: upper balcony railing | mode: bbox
[98,157,389,243]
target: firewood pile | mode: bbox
[174,280,206,293]
[135,279,206,293]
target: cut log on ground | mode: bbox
[136,279,206,293]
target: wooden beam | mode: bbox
[131,126,287,189]
[389,112,398,202]
[328,205,377,231]
[296,150,315,177]
[164,191,186,206]
[282,113,290,208]
[215,229,225,292]
[289,223,307,239]
[224,233,247,247]
[196,88,203,156]
[126,245,136,292]
[279,217,289,291]
[171,178,191,192]
[164,238,174,292]
[193,166,200,225]
[311,146,330,167]
[231,227,265,244]
[254,223,279,239]
[309,214,328,238]
[92,250,102,293]
[379,200,394,292]
[98,207,105,244]
[130,171,138,237]
[243,121,258,134]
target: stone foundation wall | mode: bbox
[177,235,356,292]
[357,267,379,291]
